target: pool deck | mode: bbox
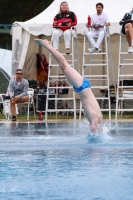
[0,118,133,123]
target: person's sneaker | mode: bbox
[12,116,17,121]
[128,47,133,53]
[66,49,70,54]
[88,47,96,53]
[132,40,133,47]
[97,48,102,53]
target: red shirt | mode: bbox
[53,11,77,31]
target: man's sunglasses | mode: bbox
[16,73,22,75]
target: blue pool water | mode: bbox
[0,121,133,200]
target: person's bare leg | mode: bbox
[125,23,133,46]
[10,96,28,116]
[125,29,131,46]
[10,100,16,116]
[34,39,83,88]
[125,29,132,46]
[17,96,29,103]
[126,23,133,40]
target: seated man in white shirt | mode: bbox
[86,2,110,53]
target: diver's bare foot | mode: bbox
[34,39,50,46]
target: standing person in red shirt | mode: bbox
[52,1,77,54]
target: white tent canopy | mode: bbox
[13,0,133,36]
[11,0,133,77]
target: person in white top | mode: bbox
[86,2,110,53]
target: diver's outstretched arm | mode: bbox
[34,39,83,88]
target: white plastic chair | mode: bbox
[15,88,36,121]
[0,94,10,120]
[27,88,36,121]
[0,89,36,121]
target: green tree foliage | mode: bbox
[0,0,54,23]
[0,0,53,49]
[0,71,9,93]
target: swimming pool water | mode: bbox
[0,122,133,200]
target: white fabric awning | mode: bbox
[13,0,133,36]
